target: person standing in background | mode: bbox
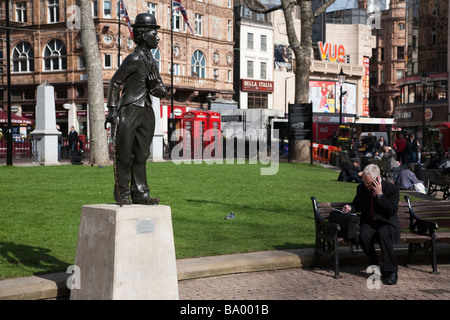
[68,126,78,158]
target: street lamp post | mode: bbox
[420,71,429,151]
[338,68,347,127]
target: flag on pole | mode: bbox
[173,0,195,36]
[120,0,133,39]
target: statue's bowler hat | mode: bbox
[132,13,160,29]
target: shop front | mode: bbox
[394,102,448,145]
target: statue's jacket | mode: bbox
[107,46,167,109]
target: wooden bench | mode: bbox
[404,196,450,274]
[311,195,450,278]
[426,169,450,199]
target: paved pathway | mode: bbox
[178,263,450,300]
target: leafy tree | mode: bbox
[241,0,337,161]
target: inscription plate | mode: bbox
[136,219,155,234]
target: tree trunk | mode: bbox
[281,0,313,162]
[280,0,336,162]
[76,0,110,165]
[237,0,337,162]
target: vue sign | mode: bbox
[318,41,346,63]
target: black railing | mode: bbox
[0,138,114,165]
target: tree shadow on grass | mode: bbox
[0,241,69,277]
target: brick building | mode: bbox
[0,0,235,139]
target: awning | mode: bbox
[0,110,34,125]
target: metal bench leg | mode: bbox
[332,239,341,279]
[430,239,439,274]
[406,243,415,266]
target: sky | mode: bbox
[259,0,391,13]
[327,0,390,12]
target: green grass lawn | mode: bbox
[0,161,361,279]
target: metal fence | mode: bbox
[0,138,114,165]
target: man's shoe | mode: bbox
[383,272,398,285]
[132,196,160,205]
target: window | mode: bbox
[248,93,268,109]
[16,2,27,22]
[191,50,206,78]
[104,53,112,68]
[172,63,181,76]
[260,62,266,79]
[396,69,404,80]
[243,7,252,18]
[228,70,232,82]
[92,0,98,17]
[380,48,384,61]
[172,9,183,32]
[195,13,203,36]
[227,20,232,41]
[380,70,384,84]
[398,23,405,30]
[247,60,253,78]
[12,42,34,72]
[369,71,377,86]
[431,28,437,45]
[407,84,415,103]
[48,0,59,23]
[247,33,253,50]
[213,69,219,79]
[147,2,157,16]
[260,35,267,51]
[397,46,404,60]
[43,39,67,71]
[78,56,86,70]
[151,48,161,72]
[435,81,447,101]
[104,0,112,18]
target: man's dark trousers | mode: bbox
[116,102,155,201]
[359,223,398,273]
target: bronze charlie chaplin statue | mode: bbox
[106,13,167,205]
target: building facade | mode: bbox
[368,0,406,118]
[0,0,235,141]
[394,0,449,148]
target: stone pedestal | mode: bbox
[70,204,179,300]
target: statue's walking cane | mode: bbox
[112,116,122,207]
[106,112,122,207]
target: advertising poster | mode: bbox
[274,44,292,72]
[309,81,336,113]
[335,81,357,115]
[362,56,370,116]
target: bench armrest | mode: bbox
[311,196,341,239]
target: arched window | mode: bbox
[191,50,206,78]
[43,39,67,71]
[151,48,161,72]
[12,42,34,72]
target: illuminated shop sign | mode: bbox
[318,41,346,63]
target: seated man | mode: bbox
[338,159,363,183]
[396,163,421,190]
[342,164,400,285]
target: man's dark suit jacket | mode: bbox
[350,180,401,243]
[106,46,167,109]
